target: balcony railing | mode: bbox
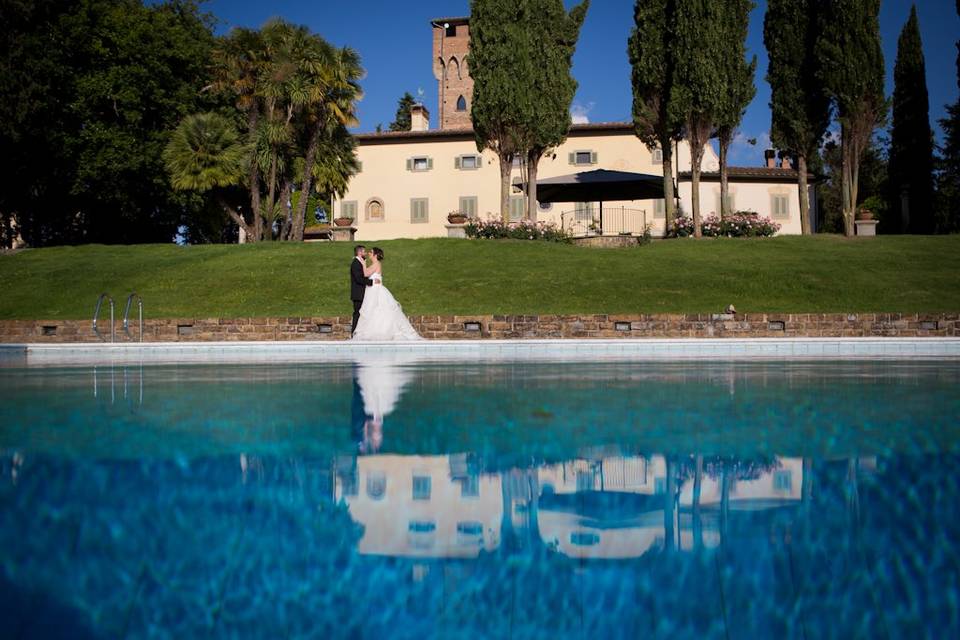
[560,207,648,238]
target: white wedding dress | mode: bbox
[352,271,423,341]
[356,360,415,421]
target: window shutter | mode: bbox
[411,198,428,222]
[427,157,433,170]
[590,151,598,164]
[510,196,525,221]
[476,156,482,168]
[406,158,413,171]
[568,152,575,165]
[455,156,462,169]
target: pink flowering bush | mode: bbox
[465,218,571,243]
[668,211,780,238]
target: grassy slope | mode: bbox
[0,236,958,319]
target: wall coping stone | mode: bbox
[0,313,956,343]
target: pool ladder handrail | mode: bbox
[123,293,143,342]
[93,293,115,342]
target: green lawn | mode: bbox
[1,236,958,319]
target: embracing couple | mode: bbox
[350,245,422,341]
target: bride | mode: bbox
[351,247,423,341]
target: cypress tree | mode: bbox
[672,0,726,237]
[522,0,589,221]
[470,0,528,222]
[388,92,417,132]
[935,1,960,233]
[764,0,831,235]
[818,0,887,237]
[888,6,934,234]
[716,0,757,220]
[628,0,683,228]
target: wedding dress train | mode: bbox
[351,272,423,341]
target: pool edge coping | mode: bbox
[3,337,959,364]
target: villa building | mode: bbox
[333,16,816,241]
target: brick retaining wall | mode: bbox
[0,313,956,343]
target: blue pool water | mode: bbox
[1,358,959,639]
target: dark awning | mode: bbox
[525,169,665,203]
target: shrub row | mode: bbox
[668,211,781,238]
[465,219,571,243]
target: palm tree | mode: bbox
[288,41,363,241]
[163,112,253,239]
[196,20,364,242]
[210,27,268,241]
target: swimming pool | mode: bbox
[1,359,958,638]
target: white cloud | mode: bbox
[731,130,771,153]
[728,130,771,166]
[570,101,595,124]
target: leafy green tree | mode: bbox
[628,0,683,228]
[521,0,589,221]
[818,0,887,237]
[0,0,218,246]
[716,0,756,220]
[764,0,831,235]
[818,131,888,233]
[470,0,529,222]
[671,0,727,237]
[888,6,934,234]
[388,92,417,132]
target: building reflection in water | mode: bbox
[333,448,844,561]
[334,357,868,562]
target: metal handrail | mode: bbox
[93,293,115,342]
[123,293,143,342]
[561,207,648,237]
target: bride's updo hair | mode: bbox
[372,247,384,261]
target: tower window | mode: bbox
[456,95,467,111]
[445,24,457,37]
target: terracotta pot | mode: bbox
[447,215,468,224]
[855,209,874,221]
[333,217,354,227]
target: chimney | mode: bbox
[410,103,430,132]
[764,148,777,169]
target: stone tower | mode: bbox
[431,17,473,130]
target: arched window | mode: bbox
[449,57,460,80]
[456,95,467,111]
[366,198,384,222]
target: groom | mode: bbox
[350,245,374,335]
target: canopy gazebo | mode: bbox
[521,169,665,236]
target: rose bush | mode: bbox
[667,211,780,238]
[465,218,571,243]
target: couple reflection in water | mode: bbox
[351,356,414,454]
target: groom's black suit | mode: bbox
[350,257,373,334]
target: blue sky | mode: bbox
[205,0,960,166]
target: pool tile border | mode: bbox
[2,337,959,365]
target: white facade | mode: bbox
[335,123,813,240]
